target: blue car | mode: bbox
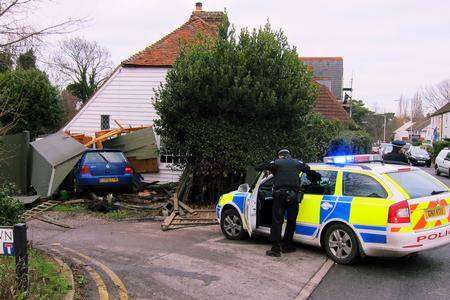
[74,149,136,193]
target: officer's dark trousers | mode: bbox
[270,189,299,251]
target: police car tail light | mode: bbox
[388,200,410,224]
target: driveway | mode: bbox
[28,213,328,299]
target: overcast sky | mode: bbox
[34,0,450,113]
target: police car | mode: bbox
[216,154,450,264]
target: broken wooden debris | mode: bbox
[33,215,73,229]
[22,200,73,229]
[22,200,60,220]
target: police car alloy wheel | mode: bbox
[324,224,359,265]
[221,209,247,240]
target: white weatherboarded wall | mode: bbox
[64,66,182,183]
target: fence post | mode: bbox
[13,223,28,293]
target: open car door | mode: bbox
[245,171,266,236]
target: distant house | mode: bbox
[430,102,450,141]
[393,121,414,141]
[392,118,432,143]
[64,3,350,182]
[409,118,432,143]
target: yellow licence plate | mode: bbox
[99,178,119,183]
[425,206,445,219]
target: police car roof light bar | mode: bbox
[323,154,383,164]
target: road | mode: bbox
[311,166,450,300]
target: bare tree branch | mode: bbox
[422,79,450,112]
[0,0,86,51]
[50,37,113,101]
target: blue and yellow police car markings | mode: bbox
[232,192,248,212]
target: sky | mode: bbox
[32,0,450,113]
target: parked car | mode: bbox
[435,148,450,177]
[74,149,137,193]
[406,146,431,167]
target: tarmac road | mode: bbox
[311,166,450,300]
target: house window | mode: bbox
[100,115,110,130]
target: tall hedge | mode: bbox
[154,20,338,201]
[0,69,61,138]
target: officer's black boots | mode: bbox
[266,248,281,257]
[281,244,296,253]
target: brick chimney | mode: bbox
[195,2,202,11]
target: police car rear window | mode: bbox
[387,170,447,198]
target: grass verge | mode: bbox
[0,248,71,300]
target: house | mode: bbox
[409,118,432,143]
[64,3,350,182]
[430,102,450,141]
[393,121,414,141]
[300,57,343,100]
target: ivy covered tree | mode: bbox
[16,49,37,70]
[154,20,338,201]
[0,69,61,138]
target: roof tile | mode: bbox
[312,84,350,122]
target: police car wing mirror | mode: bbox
[237,183,250,193]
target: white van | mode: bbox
[435,148,450,176]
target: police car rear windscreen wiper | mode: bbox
[431,190,447,195]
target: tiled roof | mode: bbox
[430,102,450,117]
[312,84,351,122]
[410,118,431,131]
[300,57,343,62]
[122,10,224,67]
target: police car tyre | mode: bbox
[221,209,247,240]
[324,224,359,265]
[435,165,440,175]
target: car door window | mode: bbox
[445,152,450,160]
[343,172,387,198]
[300,170,337,195]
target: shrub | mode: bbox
[0,182,24,226]
[327,130,373,156]
[0,69,61,139]
[432,141,450,161]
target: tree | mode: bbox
[154,21,335,201]
[52,37,113,102]
[0,50,12,72]
[0,0,83,51]
[422,79,450,111]
[410,91,424,121]
[0,68,61,138]
[350,99,373,129]
[16,49,36,69]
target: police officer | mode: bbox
[383,140,409,164]
[255,149,320,257]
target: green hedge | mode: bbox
[326,130,373,156]
[432,141,450,161]
[0,182,24,226]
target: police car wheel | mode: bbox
[324,224,359,265]
[435,165,440,175]
[221,209,247,240]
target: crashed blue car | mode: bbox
[74,149,136,193]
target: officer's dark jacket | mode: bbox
[383,150,409,164]
[255,156,310,190]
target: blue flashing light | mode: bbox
[323,154,382,164]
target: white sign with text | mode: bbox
[0,227,14,255]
